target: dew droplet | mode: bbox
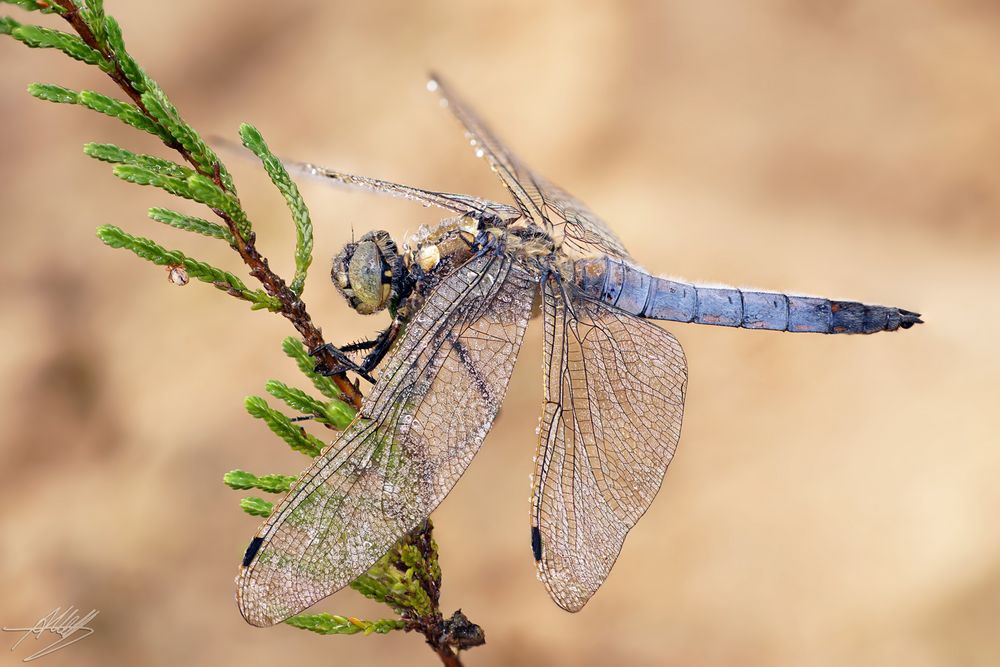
[426,79,439,92]
[167,265,189,286]
[475,148,485,158]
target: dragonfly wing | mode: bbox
[238,254,534,626]
[532,277,688,611]
[429,73,633,260]
[530,176,634,260]
[283,158,522,222]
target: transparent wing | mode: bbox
[531,277,688,611]
[238,254,534,626]
[429,73,633,260]
[212,134,521,221]
[283,158,522,222]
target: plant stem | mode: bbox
[398,522,483,666]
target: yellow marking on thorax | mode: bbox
[403,215,552,273]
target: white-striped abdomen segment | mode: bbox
[569,256,922,334]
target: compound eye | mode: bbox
[347,240,389,314]
[331,243,355,294]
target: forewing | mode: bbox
[283,158,522,222]
[238,254,534,626]
[532,278,688,611]
[429,74,633,260]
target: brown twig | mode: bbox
[51,0,363,409]
[398,522,485,667]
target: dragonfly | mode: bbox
[236,74,922,626]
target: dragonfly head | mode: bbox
[331,230,404,315]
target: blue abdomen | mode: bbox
[568,257,921,334]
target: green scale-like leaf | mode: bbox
[148,207,233,243]
[26,83,168,140]
[286,614,405,636]
[102,15,146,94]
[97,225,279,311]
[85,142,192,179]
[1,1,67,15]
[223,469,296,494]
[264,379,352,429]
[140,86,238,196]
[1,17,19,36]
[9,23,108,71]
[239,123,313,295]
[26,82,77,104]
[240,496,273,518]
[266,379,328,416]
[110,166,249,238]
[244,395,325,458]
[78,90,168,139]
[80,0,106,46]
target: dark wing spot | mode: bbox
[243,536,264,567]
[448,334,493,406]
[531,526,542,561]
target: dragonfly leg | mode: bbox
[309,319,401,384]
[355,319,402,374]
[309,342,377,384]
[340,339,379,353]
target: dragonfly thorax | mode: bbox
[402,214,481,272]
[331,230,405,315]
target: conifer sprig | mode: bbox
[3,0,362,406]
[239,123,313,296]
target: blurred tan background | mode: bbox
[1,1,998,665]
